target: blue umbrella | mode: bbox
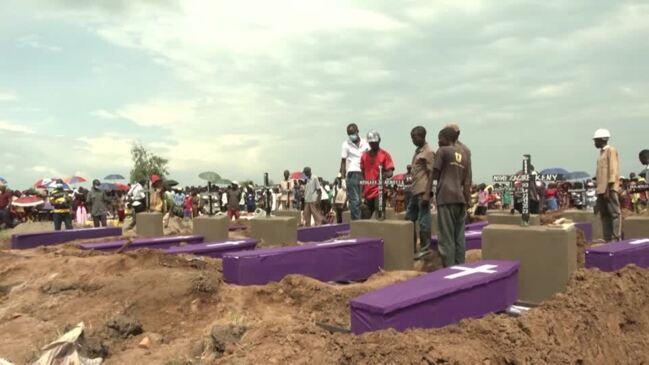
[540,168,569,176]
[104,174,125,180]
[0,177,6,184]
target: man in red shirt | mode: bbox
[360,131,395,219]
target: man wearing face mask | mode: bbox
[360,131,395,219]
[593,128,621,242]
[340,123,369,221]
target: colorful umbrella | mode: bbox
[290,171,306,180]
[12,196,45,208]
[64,176,87,185]
[35,178,57,189]
[104,174,125,180]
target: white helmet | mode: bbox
[367,130,381,143]
[593,129,611,139]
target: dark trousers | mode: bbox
[597,191,622,242]
[0,208,12,228]
[437,204,467,267]
[335,204,345,224]
[364,196,387,219]
[53,213,73,231]
[93,214,107,228]
[406,194,432,253]
[128,204,146,229]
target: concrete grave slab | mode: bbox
[79,235,204,251]
[193,216,229,242]
[586,237,649,272]
[351,220,414,271]
[623,216,649,240]
[486,212,540,226]
[274,210,303,223]
[249,216,298,246]
[11,227,122,249]
[165,238,258,258]
[430,230,483,250]
[135,212,164,237]
[223,237,383,285]
[482,224,576,305]
[350,260,519,334]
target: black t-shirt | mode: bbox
[434,145,471,205]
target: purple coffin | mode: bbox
[350,260,519,335]
[222,237,383,286]
[79,235,204,251]
[585,238,649,272]
[465,220,488,231]
[574,222,593,242]
[165,238,258,258]
[297,223,350,242]
[11,227,122,249]
[430,230,483,250]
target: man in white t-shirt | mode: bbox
[339,123,369,221]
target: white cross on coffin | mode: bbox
[206,241,247,247]
[444,264,498,280]
[465,231,481,237]
[629,239,649,245]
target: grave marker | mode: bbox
[359,165,404,220]
[492,154,562,225]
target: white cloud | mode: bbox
[530,82,573,98]
[0,91,17,102]
[91,109,121,120]
[117,99,197,127]
[32,165,65,178]
[18,35,63,52]
[0,120,34,134]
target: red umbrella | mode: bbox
[115,182,130,192]
[290,171,306,180]
[391,173,407,181]
[13,196,45,207]
[34,178,57,189]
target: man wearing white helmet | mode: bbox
[360,130,395,218]
[593,128,621,242]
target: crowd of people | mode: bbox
[1,126,647,266]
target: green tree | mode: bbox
[129,143,170,183]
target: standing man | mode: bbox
[87,179,111,227]
[407,126,435,256]
[593,129,622,241]
[303,167,325,227]
[0,184,13,229]
[126,179,147,230]
[360,131,395,219]
[279,170,292,210]
[340,123,369,221]
[50,180,73,231]
[227,182,242,221]
[425,127,472,267]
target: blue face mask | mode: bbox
[349,134,359,142]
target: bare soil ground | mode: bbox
[1,219,647,364]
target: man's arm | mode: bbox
[384,153,395,179]
[424,150,441,202]
[340,142,347,176]
[608,148,620,191]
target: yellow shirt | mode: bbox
[596,145,620,194]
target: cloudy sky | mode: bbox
[1,0,647,189]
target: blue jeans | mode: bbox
[406,193,432,253]
[346,172,362,221]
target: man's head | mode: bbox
[283,170,290,179]
[0,185,5,193]
[438,127,457,147]
[445,123,461,142]
[593,129,611,149]
[406,164,412,173]
[410,126,427,148]
[138,178,147,186]
[151,175,162,187]
[639,149,649,166]
[346,123,359,143]
[92,179,101,189]
[303,167,312,179]
[367,130,381,152]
